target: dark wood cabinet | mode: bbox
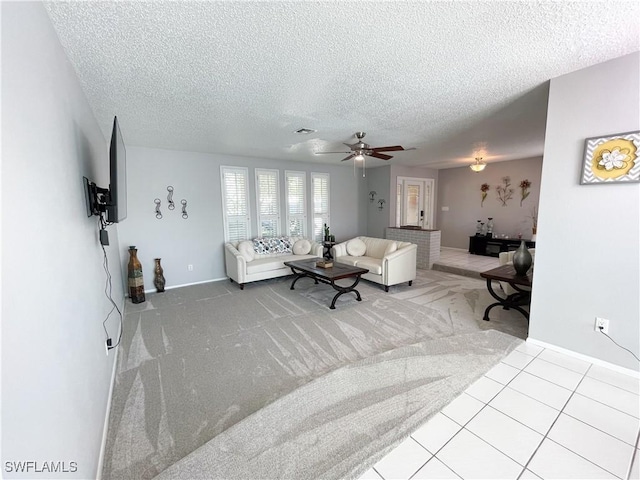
[469,236,535,257]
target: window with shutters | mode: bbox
[221,166,250,242]
[285,171,306,237]
[311,172,330,242]
[255,168,280,237]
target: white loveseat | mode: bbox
[332,236,417,291]
[224,236,323,289]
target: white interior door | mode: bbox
[396,177,435,229]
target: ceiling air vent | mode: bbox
[294,128,317,134]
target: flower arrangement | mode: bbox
[480,183,490,207]
[529,206,538,234]
[496,176,514,207]
[519,179,531,206]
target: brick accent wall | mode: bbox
[386,228,441,269]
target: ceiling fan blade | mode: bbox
[371,145,405,152]
[341,154,356,162]
[369,152,393,160]
[315,151,351,155]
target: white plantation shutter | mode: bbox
[312,172,330,242]
[285,171,306,237]
[255,169,280,237]
[221,166,250,242]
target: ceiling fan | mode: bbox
[316,132,414,162]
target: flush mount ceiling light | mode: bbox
[470,157,486,172]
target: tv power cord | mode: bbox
[99,216,122,352]
[597,326,640,363]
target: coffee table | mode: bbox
[284,259,369,309]
[480,265,532,322]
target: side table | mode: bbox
[480,265,532,322]
[322,241,336,260]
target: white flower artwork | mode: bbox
[598,147,628,170]
[581,130,640,184]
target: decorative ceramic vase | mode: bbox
[513,240,532,276]
[127,246,145,303]
[475,220,482,236]
[153,258,166,293]
[486,217,494,237]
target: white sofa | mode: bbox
[332,236,417,291]
[498,248,535,295]
[224,236,323,289]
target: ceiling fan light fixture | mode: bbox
[470,157,486,172]
[354,152,365,161]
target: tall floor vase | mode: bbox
[153,258,166,293]
[128,246,146,303]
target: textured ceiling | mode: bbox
[44,1,639,169]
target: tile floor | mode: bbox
[432,247,501,278]
[358,343,640,480]
[356,288,640,480]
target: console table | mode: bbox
[469,236,535,257]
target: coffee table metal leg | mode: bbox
[289,268,307,290]
[329,275,363,309]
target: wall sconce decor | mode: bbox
[167,186,175,210]
[153,187,189,219]
[378,199,386,211]
[181,199,188,219]
[470,157,487,172]
[369,191,377,202]
[154,198,162,219]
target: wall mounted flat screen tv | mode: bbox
[107,116,126,222]
[83,115,127,223]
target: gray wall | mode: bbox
[1,3,124,477]
[362,165,439,237]
[437,157,543,249]
[529,52,639,371]
[364,165,392,238]
[117,147,364,290]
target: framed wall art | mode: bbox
[580,130,640,184]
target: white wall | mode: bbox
[529,52,639,370]
[437,158,543,249]
[117,147,364,290]
[1,2,124,477]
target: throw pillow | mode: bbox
[253,238,269,254]
[293,239,311,255]
[238,241,255,262]
[384,241,398,256]
[346,238,366,257]
[267,236,292,253]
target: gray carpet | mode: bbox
[102,269,528,479]
[155,330,521,480]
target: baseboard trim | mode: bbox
[527,338,640,378]
[126,277,228,296]
[96,309,122,480]
[144,277,227,293]
[440,246,468,252]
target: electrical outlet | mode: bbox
[188,264,193,271]
[595,317,610,334]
